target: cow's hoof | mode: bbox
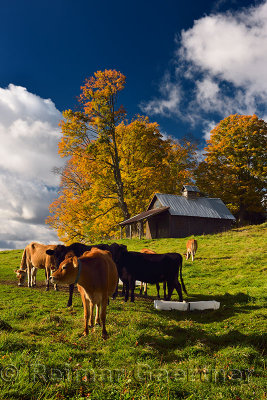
[45,287,49,292]
[102,332,108,340]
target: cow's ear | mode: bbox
[46,249,54,256]
[73,256,79,268]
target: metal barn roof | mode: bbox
[119,206,169,226]
[151,193,235,220]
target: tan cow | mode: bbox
[185,239,198,261]
[14,242,57,290]
[50,247,118,339]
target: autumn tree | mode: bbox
[47,70,197,242]
[195,114,267,224]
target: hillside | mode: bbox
[0,223,266,400]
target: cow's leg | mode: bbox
[67,284,74,307]
[81,294,90,336]
[166,280,175,301]
[156,283,160,299]
[124,281,129,302]
[144,283,148,297]
[27,262,31,287]
[112,279,119,299]
[45,268,50,291]
[139,281,143,295]
[30,266,36,287]
[89,301,95,329]
[100,297,108,339]
[163,281,167,300]
[129,277,135,302]
[33,268,37,287]
[95,304,100,325]
[122,282,126,296]
[175,278,183,302]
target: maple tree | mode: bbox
[195,114,267,224]
[47,70,197,242]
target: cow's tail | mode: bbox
[179,255,187,294]
[20,248,27,271]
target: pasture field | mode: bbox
[0,223,266,400]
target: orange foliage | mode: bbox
[46,70,197,242]
[196,114,267,223]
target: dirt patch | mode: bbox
[0,279,79,293]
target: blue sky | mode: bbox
[0,0,266,249]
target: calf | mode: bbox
[50,248,118,339]
[117,249,187,302]
[15,242,57,290]
[46,242,126,306]
[185,239,198,261]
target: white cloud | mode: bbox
[141,0,267,138]
[0,84,64,250]
[141,73,182,117]
[180,1,267,104]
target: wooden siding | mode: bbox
[146,214,233,239]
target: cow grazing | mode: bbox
[15,242,57,291]
[139,249,165,299]
[46,242,126,307]
[50,247,118,339]
[185,239,198,261]
[116,248,187,302]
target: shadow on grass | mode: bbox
[137,324,266,362]
[131,291,266,362]
[132,291,262,322]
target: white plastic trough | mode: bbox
[154,300,220,311]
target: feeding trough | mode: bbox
[154,300,220,311]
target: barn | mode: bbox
[119,185,236,239]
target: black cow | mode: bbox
[46,242,127,307]
[116,250,187,302]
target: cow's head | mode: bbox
[46,245,68,270]
[14,269,26,286]
[108,243,127,264]
[50,256,79,285]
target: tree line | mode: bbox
[46,70,267,243]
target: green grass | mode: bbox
[0,224,266,399]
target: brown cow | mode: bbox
[185,239,198,261]
[50,247,118,339]
[14,242,57,290]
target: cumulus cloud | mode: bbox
[0,84,64,250]
[141,0,267,136]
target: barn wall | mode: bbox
[170,215,233,237]
[146,214,233,238]
[146,212,170,239]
